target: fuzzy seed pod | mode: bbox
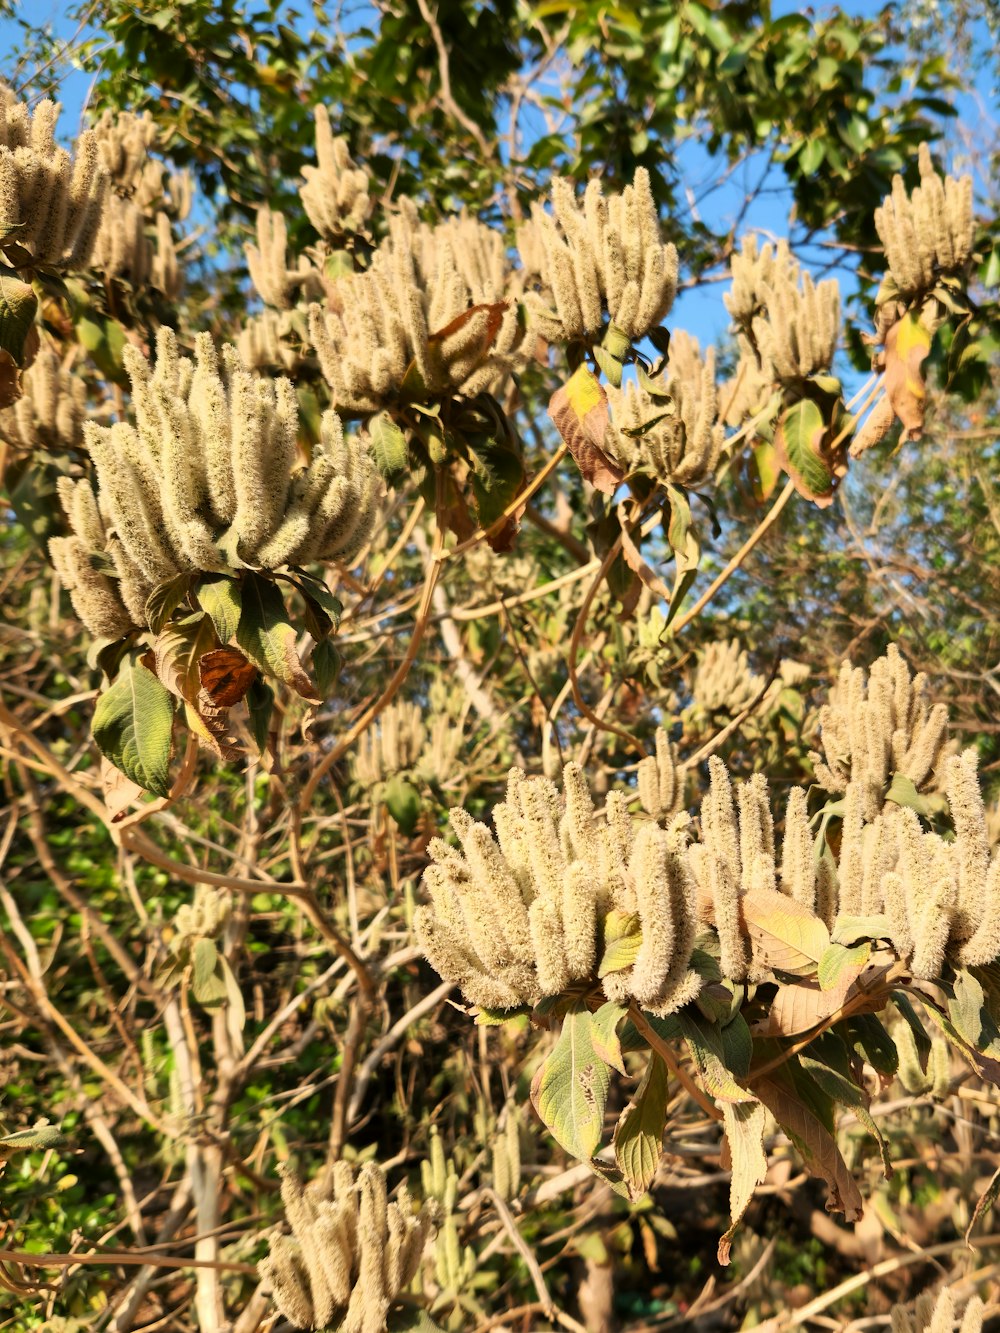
[0,88,108,267]
[519,167,677,344]
[416,761,700,1013]
[58,330,382,635]
[259,1160,437,1331]
[0,344,86,454]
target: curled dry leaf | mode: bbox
[882,312,932,440]
[548,364,624,495]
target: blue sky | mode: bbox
[1,0,995,366]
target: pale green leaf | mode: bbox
[717,1099,768,1264]
[530,1006,611,1162]
[613,1053,668,1201]
[92,658,174,798]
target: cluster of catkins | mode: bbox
[351,700,427,787]
[89,109,189,298]
[49,328,381,638]
[0,88,107,268]
[415,761,702,1016]
[418,647,1000,1010]
[172,887,231,946]
[605,331,725,488]
[0,344,86,454]
[810,644,949,820]
[696,653,1000,982]
[309,198,525,412]
[260,1161,437,1333]
[300,105,372,241]
[891,1288,983,1333]
[238,306,312,375]
[724,235,840,386]
[246,207,325,311]
[518,168,678,343]
[874,143,975,305]
[688,637,807,718]
[351,699,466,790]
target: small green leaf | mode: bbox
[311,638,341,697]
[598,910,643,977]
[613,1053,668,1201]
[145,572,193,634]
[191,938,227,1007]
[92,657,174,797]
[589,1000,628,1075]
[383,775,421,835]
[593,343,623,388]
[0,265,38,365]
[774,396,835,504]
[369,411,410,477]
[246,677,274,755]
[885,771,935,817]
[196,574,242,644]
[237,572,319,700]
[530,1005,611,1162]
[817,940,871,991]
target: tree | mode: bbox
[0,2,999,1330]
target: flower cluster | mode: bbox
[0,88,107,268]
[415,763,701,1016]
[260,1161,437,1333]
[90,109,189,298]
[518,168,678,343]
[605,331,725,487]
[809,643,949,819]
[49,329,381,636]
[874,142,974,306]
[300,105,372,241]
[309,198,525,413]
[0,344,86,454]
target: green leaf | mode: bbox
[613,1053,668,1201]
[589,1000,628,1075]
[717,1099,768,1264]
[884,771,936,817]
[92,657,174,798]
[675,1012,754,1104]
[843,1013,898,1077]
[237,572,319,700]
[469,445,525,543]
[191,938,227,1007]
[145,572,193,635]
[798,1052,892,1177]
[593,343,623,387]
[0,265,38,365]
[154,613,218,705]
[383,775,421,835]
[196,575,242,644]
[831,914,892,945]
[311,637,341,697]
[369,411,410,478]
[798,137,825,174]
[0,1124,64,1157]
[598,910,642,977]
[741,887,830,976]
[246,677,274,755]
[530,1006,611,1162]
[817,940,871,991]
[774,396,836,505]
